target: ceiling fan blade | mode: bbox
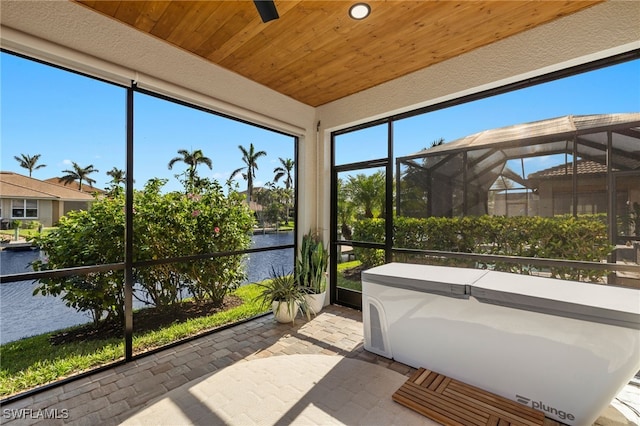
[253,0,279,23]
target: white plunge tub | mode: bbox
[362,263,640,425]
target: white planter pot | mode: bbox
[304,292,326,315]
[272,300,300,323]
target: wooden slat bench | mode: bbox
[392,368,545,426]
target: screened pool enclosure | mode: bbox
[393,113,640,285]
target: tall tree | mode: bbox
[59,162,99,191]
[106,167,126,185]
[337,178,356,239]
[345,172,386,219]
[167,149,213,189]
[273,157,294,190]
[230,143,267,204]
[105,167,126,196]
[14,153,46,177]
[273,157,295,224]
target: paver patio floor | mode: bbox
[1,305,637,425]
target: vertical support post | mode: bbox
[607,130,615,244]
[395,158,402,218]
[521,158,528,217]
[572,138,578,218]
[329,132,338,305]
[293,136,299,266]
[606,131,617,285]
[462,152,468,215]
[124,83,134,360]
[427,169,432,217]
[385,119,394,264]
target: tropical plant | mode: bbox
[397,139,445,218]
[353,215,613,281]
[295,231,329,294]
[167,149,213,190]
[337,178,355,239]
[430,137,445,148]
[273,157,295,224]
[629,202,640,237]
[59,162,99,191]
[255,182,293,226]
[254,267,309,323]
[273,157,294,190]
[31,177,254,324]
[345,171,386,219]
[106,167,126,185]
[230,143,267,204]
[105,167,126,195]
[14,153,47,177]
[31,196,125,325]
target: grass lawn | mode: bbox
[0,227,55,240]
[0,284,268,397]
[336,260,363,291]
[278,220,294,231]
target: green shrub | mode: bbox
[351,219,385,268]
[353,215,613,281]
[31,178,254,325]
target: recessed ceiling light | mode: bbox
[349,3,371,20]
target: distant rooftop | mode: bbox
[528,159,613,179]
[43,177,106,194]
[0,171,95,201]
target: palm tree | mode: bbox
[59,162,99,191]
[345,172,386,219]
[167,149,213,188]
[105,167,126,195]
[337,178,356,239]
[14,153,46,177]
[230,143,267,204]
[430,137,445,148]
[106,167,126,185]
[273,157,294,190]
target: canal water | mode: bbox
[0,233,293,344]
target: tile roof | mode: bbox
[527,160,612,179]
[0,172,96,201]
[43,177,106,194]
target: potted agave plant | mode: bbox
[296,231,329,315]
[255,267,309,324]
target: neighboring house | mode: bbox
[490,160,639,222]
[0,171,96,228]
[398,114,640,219]
[527,160,639,219]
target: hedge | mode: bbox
[352,215,612,282]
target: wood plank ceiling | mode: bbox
[75,1,601,107]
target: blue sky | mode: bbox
[335,58,640,172]
[2,52,639,192]
[1,52,296,193]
